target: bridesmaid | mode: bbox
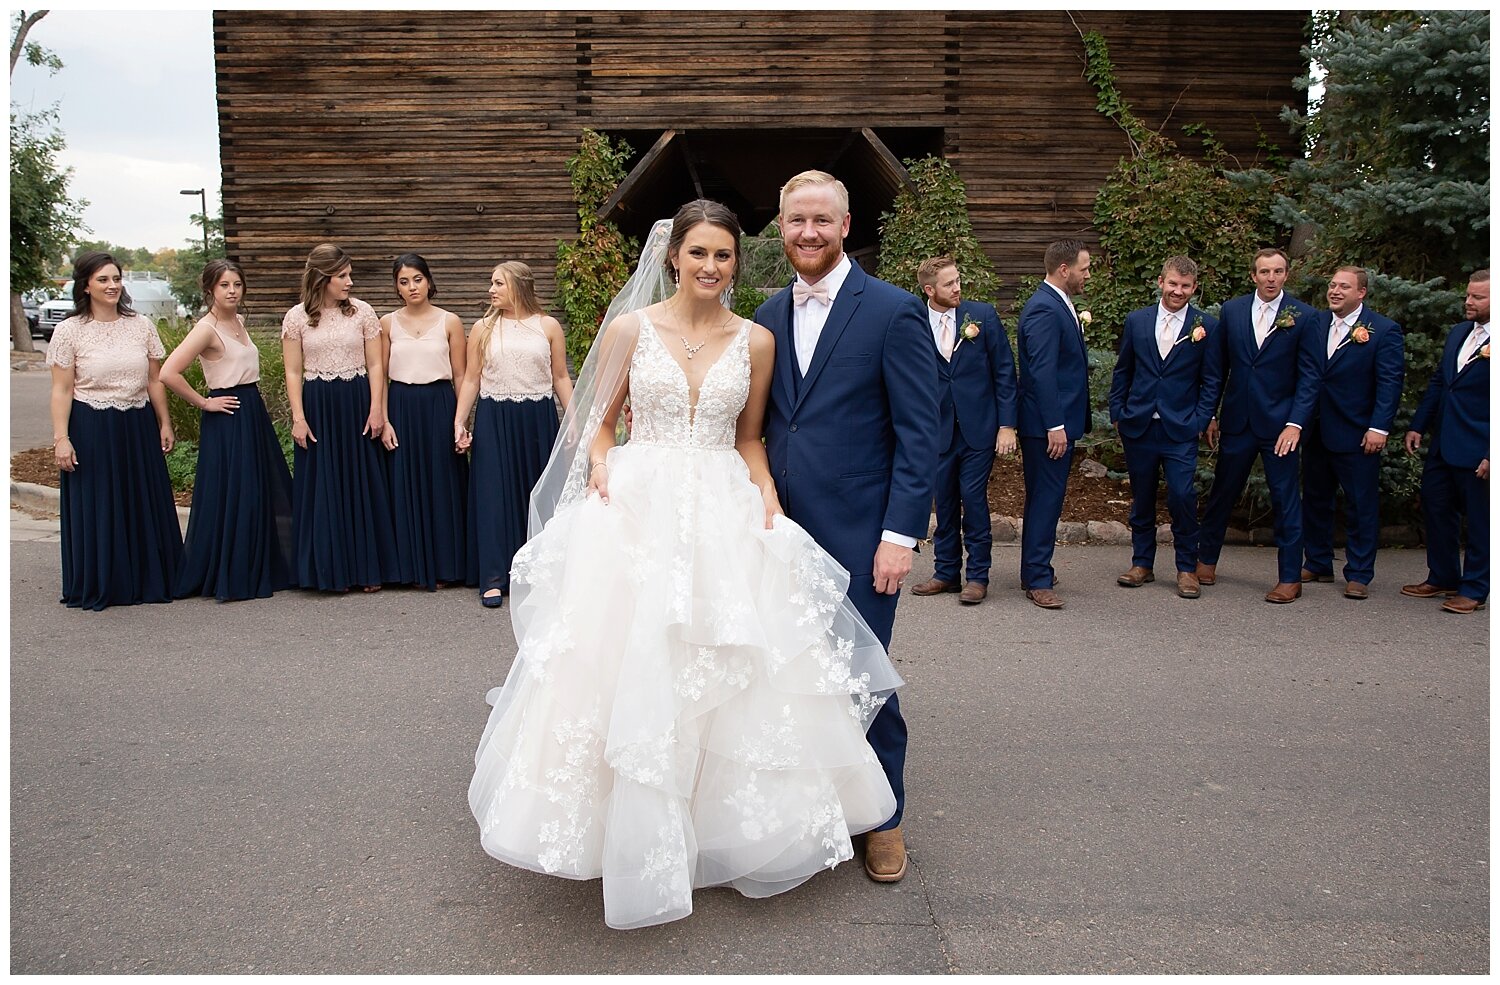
[281,242,400,592]
[160,259,294,601]
[380,253,469,590]
[454,261,573,607]
[47,250,183,609]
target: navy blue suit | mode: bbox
[930,299,1018,585]
[1015,282,1091,590]
[758,258,939,830]
[1198,292,1323,584]
[1108,303,1222,572]
[1301,307,1405,585]
[1408,320,1489,601]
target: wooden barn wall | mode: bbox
[214,10,1306,321]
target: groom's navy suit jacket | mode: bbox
[937,299,1018,454]
[757,260,939,580]
[1307,307,1404,453]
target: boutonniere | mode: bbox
[1333,320,1373,355]
[1483,343,1491,360]
[1171,315,1208,348]
[1273,305,1303,331]
[954,317,981,349]
[1078,309,1093,327]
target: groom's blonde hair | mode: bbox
[779,170,849,216]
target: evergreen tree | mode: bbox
[1274,10,1489,394]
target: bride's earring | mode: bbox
[670,265,679,285]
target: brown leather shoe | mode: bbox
[863,826,907,883]
[1344,581,1369,600]
[959,582,987,604]
[1025,587,1064,609]
[1301,568,1334,583]
[910,578,960,596]
[1177,571,1201,598]
[1117,566,1155,587]
[1264,582,1302,604]
[1194,562,1216,586]
[1402,581,1459,598]
[1441,595,1487,614]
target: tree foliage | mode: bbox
[1078,30,1280,352]
[10,106,86,293]
[1261,10,1489,520]
[555,129,637,369]
[876,156,1000,303]
[165,209,227,314]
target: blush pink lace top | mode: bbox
[479,316,555,401]
[281,298,381,380]
[46,314,166,411]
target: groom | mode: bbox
[758,170,939,884]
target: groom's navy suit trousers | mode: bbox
[758,259,939,831]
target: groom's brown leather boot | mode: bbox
[864,826,907,882]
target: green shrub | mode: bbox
[876,156,1000,303]
[555,129,637,369]
[164,440,197,493]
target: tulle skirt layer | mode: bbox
[59,402,184,610]
[469,440,901,930]
[176,384,294,601]
[290,376,400,591]
[387,380,468,589]
[466,396,558,594]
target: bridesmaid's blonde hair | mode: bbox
[474,261,544,358]
[300,243,356,329]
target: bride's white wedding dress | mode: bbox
[468,311,901,930]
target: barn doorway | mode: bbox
[597,127,943,271]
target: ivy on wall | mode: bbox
[876,156,1001,304]
[555,129,638,369]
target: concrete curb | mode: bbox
[11,480,191,532]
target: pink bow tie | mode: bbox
[793,280,830,306]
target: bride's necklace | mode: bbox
[667,299,732,360]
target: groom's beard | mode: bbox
[784,239,841,283]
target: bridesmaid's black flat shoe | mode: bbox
[481,593,504,608]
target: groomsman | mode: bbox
[1301,266,1405,598]
[1015,240,1091,609]
[1107,256,1222,598]
[1402,269,1490,613]
[1196,247,1323,603]
[909,256,1018,605]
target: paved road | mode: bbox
[10,510,1488,973]
[11,368,53,455]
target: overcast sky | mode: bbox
[10,8,220,252]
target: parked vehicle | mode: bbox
[36,271,178,340]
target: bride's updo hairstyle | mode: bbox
[664,199,742,285]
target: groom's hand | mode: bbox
[873,542,913,595]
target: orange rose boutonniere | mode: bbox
[1351,322,1372,344]
[954,317,981,350]
[1172,315,1208,349]
[1273,305,1303,331]
[1483,343,1491,360]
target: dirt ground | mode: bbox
[12,447,193,508]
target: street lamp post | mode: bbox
[179,188,208,254]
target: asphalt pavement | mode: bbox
[7,365,1489,973]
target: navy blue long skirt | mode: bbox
[59,401,184,610]
[175,383,294,602]
[467,396,559,595]
[291,375,401,591]
[387,380,468,589]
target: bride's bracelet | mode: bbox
[589,461,607,472]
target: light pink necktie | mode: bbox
[939,312,955,359]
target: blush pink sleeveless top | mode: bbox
[199,316,260,389]
[387,310,454,385]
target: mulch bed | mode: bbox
[11,447,193,508]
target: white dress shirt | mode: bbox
[792,254,914,551]
[1253,292,1283,349]
[928,304,956,361]
[793,253,852,376]
[1459,321,1490,373]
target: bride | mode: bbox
[468,200,902,930]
